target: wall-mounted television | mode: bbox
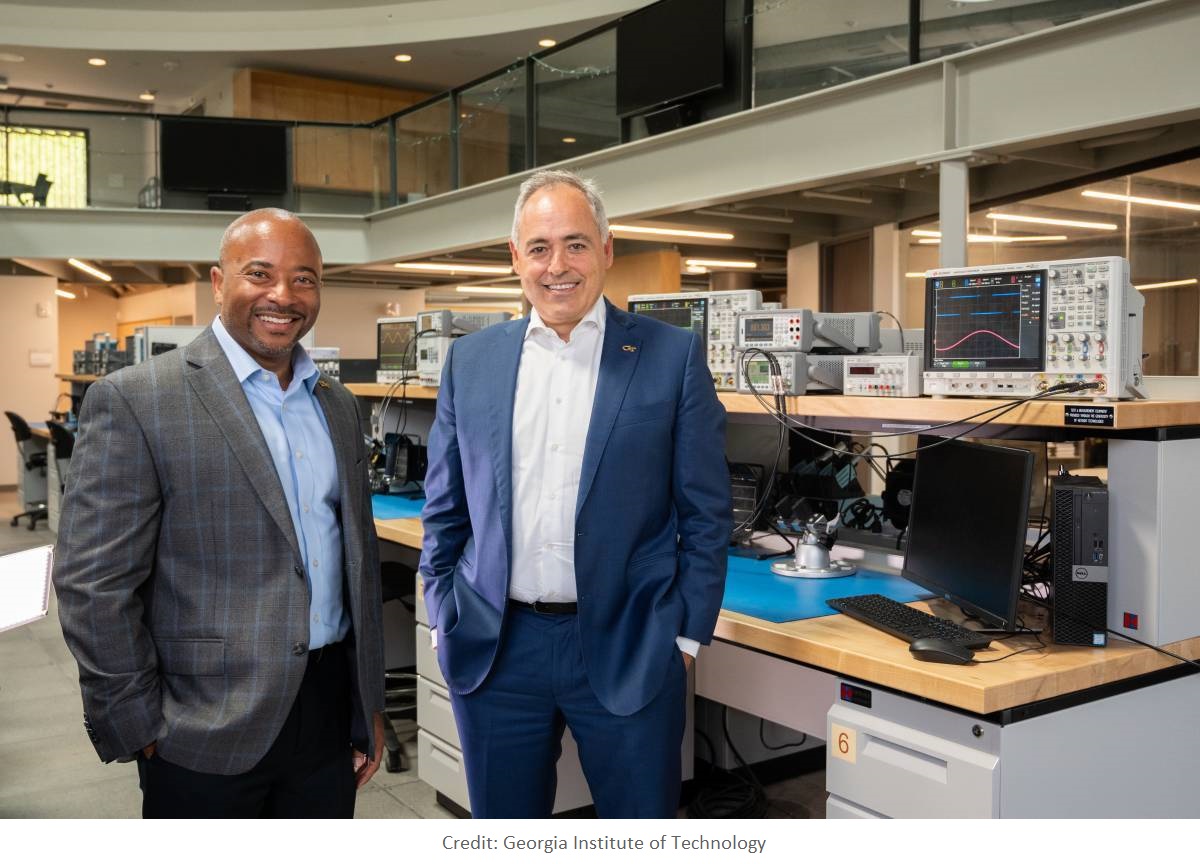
[160,118,289,195]
[615,0,726,118]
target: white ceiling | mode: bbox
[0,0,645,111]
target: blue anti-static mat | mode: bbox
[723,555,930,623]
[371,495,426,520]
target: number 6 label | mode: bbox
[830,723,856,764]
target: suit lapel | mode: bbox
[487,322,525,556]
[183,330,302,563]
[576,304,641,519]
[312,376,357,522]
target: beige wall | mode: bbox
[787,242,820,309]
[56,287,120,381]
[0,276,59,486]
[114,283,198,326]
[312,285,426,358]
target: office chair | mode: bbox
[45,421,75,487]
[5,411,48,530]
[380,560,418,773]
[32,173,53,207]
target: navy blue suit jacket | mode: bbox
[419,300,730,716]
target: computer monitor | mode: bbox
[901,438,1033,630]
[377,317,417,373]
[925,268,1046,373]
[627,296,708,352]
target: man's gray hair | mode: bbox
[510,169,609,246]
[217,207,312,268]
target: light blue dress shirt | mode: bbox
[212,316,349,649]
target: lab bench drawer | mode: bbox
[417,677,459,748]
[415,622,446,688]
[418,730,470,810]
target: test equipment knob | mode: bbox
[1062,333,1073,343]
[1078,333,1089,343]
[1047,333,1057,343]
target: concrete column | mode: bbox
[938,159,970,268]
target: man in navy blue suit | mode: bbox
[419,169,730,817]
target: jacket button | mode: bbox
[292,642,307,656]
[294,564,305,578]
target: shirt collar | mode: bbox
[524,295,607,343]
[212,315,320,392]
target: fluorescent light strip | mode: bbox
[55,288,77,299]
[684,258,757,269]
[67,258,112,281]
[685,266,709,275]
[611,224,734,240]
[1082,189,1200,212]
[1135,278,1198,291]
[986,212,1117,230]
[394,262,511,275]
[905,272,927,279]
[454,285,523,295]
[916,233,1069,244]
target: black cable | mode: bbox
[1021,593,1200,670]
[685,707,768,819]
[875,310,906,355]
[758,717,807,751]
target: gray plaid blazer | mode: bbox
[53,327,383,775]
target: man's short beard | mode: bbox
[250,334,297,357]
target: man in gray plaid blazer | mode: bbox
[54,209,384,817]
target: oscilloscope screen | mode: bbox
[925,269,1046,372]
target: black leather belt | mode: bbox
[509,599,578,615]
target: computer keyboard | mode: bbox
[826,594,993,649]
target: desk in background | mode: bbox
[369,391,1200,817]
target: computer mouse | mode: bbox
[908,637,975,665]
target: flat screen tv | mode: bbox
[615,0,726,117]
[160,118,289,194]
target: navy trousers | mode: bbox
[449,605,686,818]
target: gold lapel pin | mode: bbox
[621,345,638,353]
[317,378,331,389]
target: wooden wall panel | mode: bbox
[603,249,682,310]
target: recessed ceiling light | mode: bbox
[68,258,113,282]
[138,90,156,102]
[0,52,25,63]
[538,38,557,48]
[87,57,107,67]
[684,258,757,269]
[561,136,577,144]
[394,53,413,63]
[393,261,512,275]
[56,288,77,300]
[1135,278,1198,291]
[611,224,735,240]
[986,212,1117,230]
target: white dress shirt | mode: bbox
[509,297,606,603]
[506,297,698,658]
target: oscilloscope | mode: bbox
[922,256,1145,399]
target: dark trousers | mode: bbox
[450,605,686,818]
[138,641,356,818]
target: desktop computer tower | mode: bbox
[1051,474,1109,646]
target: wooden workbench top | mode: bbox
[375,514,1200,715]
[351,381,1200,430]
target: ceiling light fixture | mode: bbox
[1082,189,1200,213]
[454,285,523,295]
[68,258,113,282]
[905,272,928,278]
[684,258,757,269]
[685,266,709,275]
[538,38,558,48]
[0,52,25,63]
[138,90,156,102]
[1135,278,1198,291]
[986,212,1117,230]
[55,288,77,300]
[87,57,108,67]
[393,261,511,275]
[394,53,413,63]
[611,224,734,241]
[561,136,577,144]
[802,190,874,204]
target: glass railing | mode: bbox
[0,0,1152,215]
